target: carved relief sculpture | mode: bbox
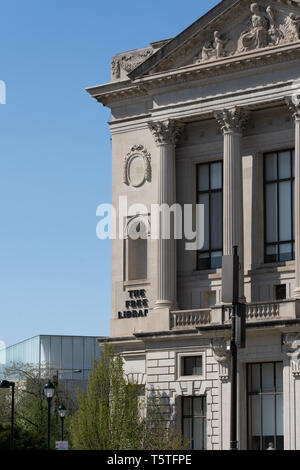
[197,3,300,64]
[238,3,270,52]
[199,31,229,62]
[111,49,153,80]
[284,13,300,42]
[123,145,151,188]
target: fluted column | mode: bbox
[149,119,184,310]
[214,107,249,299]
[286,96,300,299]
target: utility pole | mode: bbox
[222,246,246,451]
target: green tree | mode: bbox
[71,344,186,450]
[0,363,77,449]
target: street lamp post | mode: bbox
[0,380,15,450]
[43,380,55,450]
[58,404,67,441]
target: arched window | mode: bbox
[127,218,148,281]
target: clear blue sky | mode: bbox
[0,0,219,347]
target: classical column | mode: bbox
[149,119,184,310]
[214,107,249,299]
[285,96,300,299]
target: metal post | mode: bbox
[60,417,64,441]
[47,398,51,450]
[10,382,15,450]
[230,303,238,450]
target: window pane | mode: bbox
[199,193,209,251]
[193,418,203,450]
[265,153,277,181]
[183,357,202,376]
[262,395,275,436]
[276,394,284,436]
[266,245,277,263]
[275,363,283,392]
[198,252,210,270]
[251,364,261,393]
[293,179,295,241]
[279,243,293,262]
[266,183,278,243]
[210,162,222,189]
[183,397,192,416]
[194,397,204,417]
[262,363,274,392]
[278,151,290,179]
[251,395,261,436]
[279,181,291,241]
[211,251,222,269]
[183,357,194,376]
[183,418,192,449]
[211,192,222,250]
[194,357,203,376]
[292,150,295,178]
[198,165,209,191]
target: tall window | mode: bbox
[127,220,148,281]
[182,396,206,450]
[247,362,284,450]
[264,150,295,263]
[197,161,223,270]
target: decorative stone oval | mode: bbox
[127,154,146,187]
[123,145,151,188]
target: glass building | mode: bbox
[0,335,103,386]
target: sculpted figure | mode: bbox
[200,31,228,62]
[201,41,215,61]
[213,31,228,58]
[266,6,283,45]
[285,13,300,41]
[238,3,269,52]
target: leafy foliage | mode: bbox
[71,344,186,450]
[0,363,77,449]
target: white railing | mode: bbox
[246,301,280,321]
[171,301,283,329]
[171,309,211,329]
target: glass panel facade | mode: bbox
[247,362,284,450]
[197,161,223,270]
[182,396,206,450]
[264,150,295,263]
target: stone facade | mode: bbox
[88,0,300,450]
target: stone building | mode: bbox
[87,0,300,450]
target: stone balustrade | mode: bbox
[170,309,211,329]
[170,299,300,330]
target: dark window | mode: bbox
[182,396,206,450]
[127,221,147,281]
[197,161,223,270]
[182,356,203,376]
[264,150,295,263]
[275,284,286,301]
[247,362,284,450]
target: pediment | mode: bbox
[128,0,300,80]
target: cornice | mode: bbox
[87,41,300,107]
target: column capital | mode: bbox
[214,107,249,134]
[148,119,185,146]
[285,95,300,120]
